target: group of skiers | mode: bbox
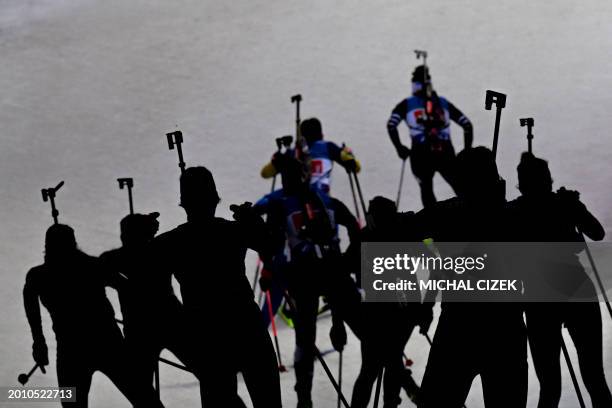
[22,64,612,408]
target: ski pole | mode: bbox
[337,351,343,408]
[41,181,64,224]
[484,90,507,159]
[341,143,362,225]
[351,171,368,222]
[266,290,287,372]
[373,366,384,408]
[154,360,160,399]
[17,364,45,385]
[519,118,534,154]
[396,159,407,208]
[117,178,135,215]
[579,231,612,320]
[347,171,361,224]
[282,290,350,408]
[561,334,586,408]
[251,259,262,293]
[166,130,186,175]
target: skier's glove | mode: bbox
[231,202,264,227]
[557,187,586,219]
[32,340,49,369]
[418,303,434,336]
[330,323,347,352]
[396,145,411,160]
[259,268,273,292]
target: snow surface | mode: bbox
[1,0,611,407]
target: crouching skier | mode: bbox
[99,212,214,405]
[150,166,281,408]
[23,224,163,408]
[254,151,361,408]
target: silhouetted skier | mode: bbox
[255,152,360,408]
[23,224,163,408]
[387,65,473,207]
[151,166,281,408]
[348,196,423,408]
[410,147,528,408]
[508,152,612,408]
[99,213,208,401]
[261,117,360,194]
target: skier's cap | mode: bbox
[368,196,397,215]
[455,146,500,193]
[45,224,76,249]
[180,166,220,206]
[300,118,323,143]
[120,212,160,237]
[517,152,552,192]
[412,65,431,83]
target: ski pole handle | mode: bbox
[519,117,534,154]
[485,90,507,159]
[166,131,186,174]
[117,178,135,215]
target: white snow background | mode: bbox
[1,0,611,407]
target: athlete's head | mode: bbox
[300,118,323,145]
[44,224,78,264]
[180,166,220,221]
[412,65,431,95]
[368,196,397,230]
[120,212,160,247]
[517,152,552,196]
[455,146,505,203]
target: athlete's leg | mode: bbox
[241,304,282,408]
[480,324,528,408]
[410,151,436,208]
[97,333,164,408]
[436,148,459,194]
[418,311,478,408]
[56,347,93,408]
[351,340,382,408]
[383,322,415,408]
[292,286,319,406]
[526,306,563,408]
[566,302,612,408]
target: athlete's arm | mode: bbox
[448,101,473,149]
[23,269,49,369]
[387,100,410,159]
[332,197,361,246]
[23,270,45,344]
[328,142,361,173]
[577,205,605,241]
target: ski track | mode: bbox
[1,0,611,407]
